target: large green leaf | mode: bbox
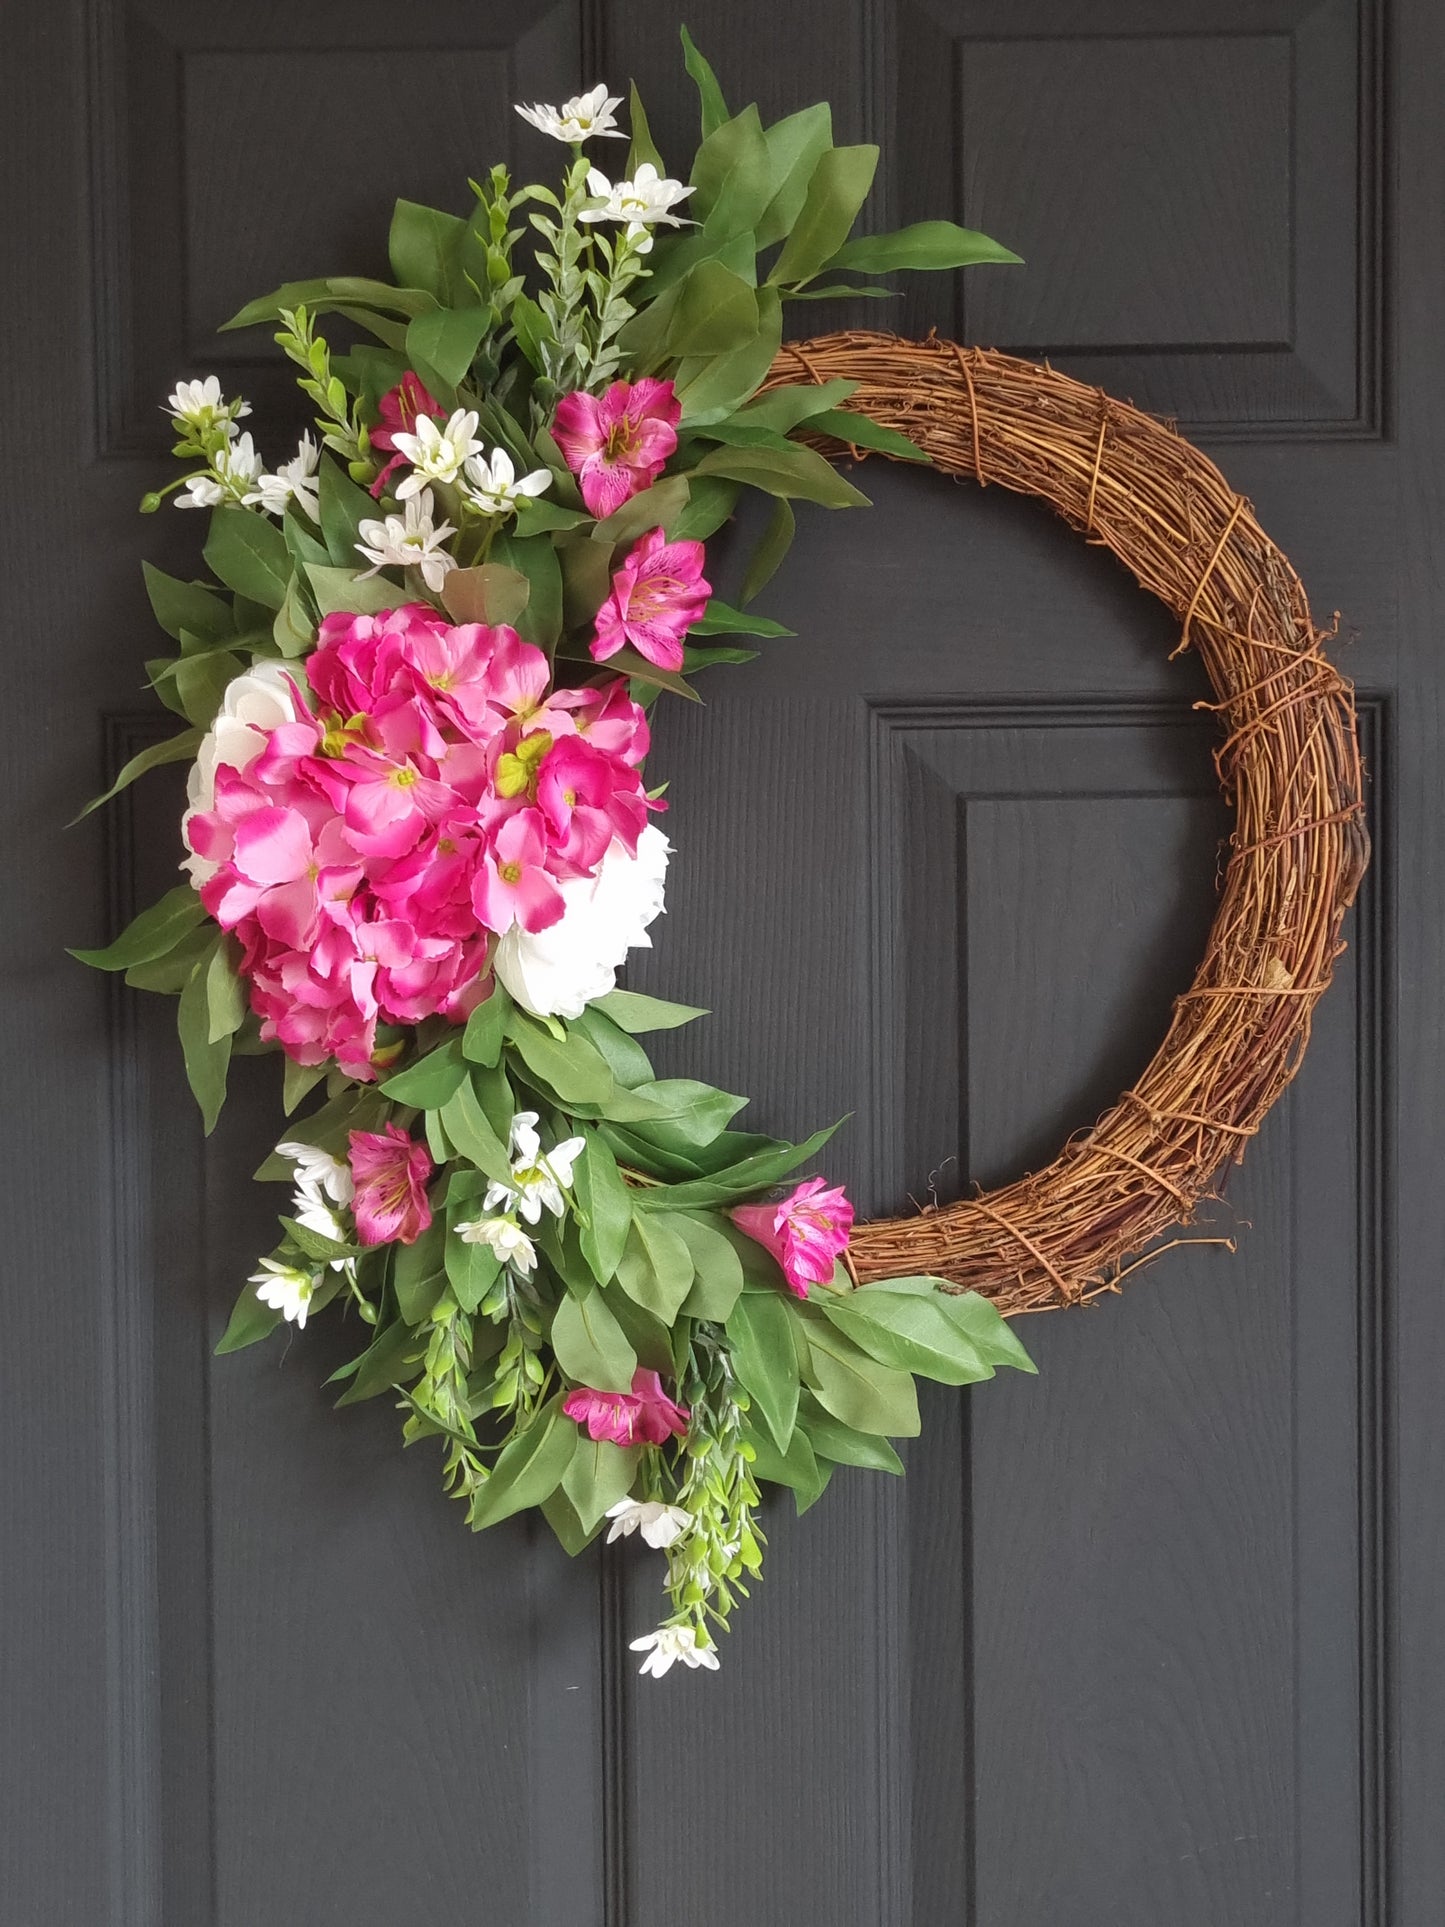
[803,1318,920,1437]
[575,1131,633,1284]
[674,285,783,425]
[692,437,869,509]
[679,25,730,138]
[690,104,772,238]
[71,885,207,972]
[551,1286,637,1394]
[204,933,247,1043]
[665,261,759,357]
[488,530,562,648]
[754,102,834,249]
[332,1317,427,1405]
[223,276,437,332]
[675,1212,746,1321]
[461,985,510,1067]
[405,304,490,389]
[768,145,879,288]
[439,1074,514,1186]
[392,1217,449,1324]
[177,946,231,1133]
[304,563,408,617]
[826,220,1023,275]
[317,456,376,567]
[388,199,468,303]
[203,507,292,609]
[820,1279,1034,1384]
[505,1012,617,1106]
[631,1120,843,1211]
[562,1437,642,1533]
[743,1417,832,1514]
[469,1398,578,1529]
[215,1279,283,1354]
[443,1225,501,1315]
[380,1037,469,1109]
[593,989,709,1034]
[71,727,201,823]
[142,563,235,644]
[613,1214,694,1322]
[691,597,793,639]
[796,1393,905,1474]
[725,1290,799,1450]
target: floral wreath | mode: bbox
[78,33,1220,1680]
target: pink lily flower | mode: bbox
[552,377,680,518]
[347,1122,434,1245]
[563,1367,691,1446]
[368,372,440,498]
[591,527,710,671]
[470,808,565,935]
[731,1177,856,1298]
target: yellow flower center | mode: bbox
[495,730,554,801]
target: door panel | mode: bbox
[5,1,1429,1923]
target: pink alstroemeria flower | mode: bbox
[347,1123,434,1245]
[368,372,440,498]
[731,1178,856,1299]
[563,1368,691,1447]
[552,377,680,518]
[591,526,711,671]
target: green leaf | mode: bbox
[440,563,530,627]
[279,1216,355,1265]
[333,1317,426,1404]
[823,1279,1036,1383]
[691,104,772,238]
[726,1290,800,1449]
[732,378,858,434]
[575,1131,633,1284]
[380,1037,468,1108]
[810,407,929,462]
[461,986,509,1067]
[551,1286,637,1394]
[215,1279,282,1354]
[803,1318,920,1437]
[489,530,562,649]
[71,885,207,971]
[768,144,879,287]
[405,304,490,389]
[392,1218,448,1323]
[591,474,692,549]
[317,455,375,567]
[469,1397,577,1529]
[439,1074,514,1186]
[304,563,408,617]
[202,507,292,610]
[627,80,664,176]
[388,199,467,303]
[142,563,234,645]
[569,1007,655,1088]
[512,496,591,537]
[282,1056,327,1115]
[675,1212,746,1321]
[632,1120,843,1211]
[540,1486,601,1556]
[443,1221,501,1316]
[562,1437,642,1534]
[741,496,795,604]
[599,647,702,703]
[614,1215,695,1322]
[665,262,759,358]
[204,933,247,1043]
[71,727,201,823]
[669,474,741,543]
[222,275,437,332]
[743,1416,831,1513]
[594,989,709,1034]
[273,577,315,658]
[679,25,730,138]
[504,1012,616,1106]
[691,597,793,639]
[754,102,835,247]
[508,291,550,374]
[826,219,1023,275]
[797,1393,905,1473]
[606,1079,747,1150]
[177,947,231,1133]
[674,286,783,425]
[693,437,869,509]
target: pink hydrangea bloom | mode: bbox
[731,1178,856,1299]
[563,1367,691,1447]
[183,608,655,1079]
[368,372,440,498]
[591,527,711,671]
[552,378,680,518]
[347,1123,433,1245]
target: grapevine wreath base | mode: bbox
[774,335,1371,1314]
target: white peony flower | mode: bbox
[166,376,250,436]
[630,1624,720,1679]
[355,487,457,592]
[181,661,302,884]
[514,84,625,144]
[247,432,321,521]
[391,410,485,497]
[579,164,695,252]
[176,431,265,508]
[605,1499,693,1549]
[459,448,553,518]
[250,1257,316,1329]
[482,1110,586,1224]
[276,1141,354,1207]
[494,825,670,1019]
[453,1214,538,1276]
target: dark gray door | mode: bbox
[7,2,1436,1922]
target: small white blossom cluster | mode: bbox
[249,1144,355,1329]
[165,376,320,519]
[454,1111,585,1279]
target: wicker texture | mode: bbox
[765,334,1369,1315]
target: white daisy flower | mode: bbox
[514,84,625,145]
[176,431,264,509]
[247,432,321,521]
[250,1257,316,1330]
[276,1141,354,1208]
[165,375,251,436]
[605,1499,693,1549]
[453,1215,538,1277]
[459,448,553,518]
[391,410,485,497]
[629,1624,721,1679]
[355,488,458,592]
[482,1111,586,1223]
[579,164,695,252]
